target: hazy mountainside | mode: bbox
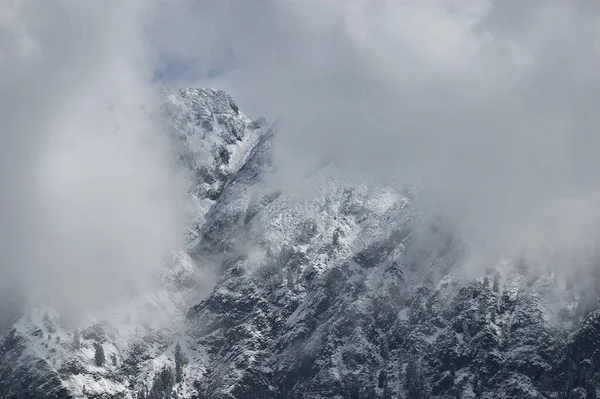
[1,89,600,399]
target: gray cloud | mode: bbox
[151,0,600,266]
[0,0,187,314]
[2,0,600,317]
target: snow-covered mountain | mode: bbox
[1,88,599,399]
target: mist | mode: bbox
[153,0,600,269]
[3,0,600,315]
[0,0,187,313]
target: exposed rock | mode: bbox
[0,89,599,399]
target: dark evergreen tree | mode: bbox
[383,385,392,399]
[405,356,426,399]
[348,381,360,399]
[111,353,117,366]
[44,312,56,333]
[454,380,464,399]
[586,371,597,399]
[492,273,500,293]
[562,365,576,398]
[332,229,340,246]
[380,340,389,360]
[229,101,239,115]
[473,373,483,399]
[462,320,471,341]
[379,368,392,399]
[587,381,597,399]
[378,369,386,389]
[364,385,377,398]
[94,342,106,367]
[72,330,81,350]
[148,366,175,399]
[405,357,415,390]
[175,343,185,383]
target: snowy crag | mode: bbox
[1,89,600,399]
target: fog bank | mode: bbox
[0,0,186,311]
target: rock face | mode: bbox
[0,88,599,398]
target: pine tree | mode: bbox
[378,369,386,389]
[454,380,464,399]
[72,330,81,350]
[462,320,471,341]
[492,273,500,293]
[348,381,360,399]
[586,370,597,399]
[175,342,185,383]
[587,380,597,399]
[380,339,390,360]
[44,312,56,333]
[332,230,340,246]
[364,385,377,398]
[149,366,175,399]
[405,356,426,399]
[405,357,415,390]
[111,353,117,366]
[473,373,483,399]
[94,342,105,366]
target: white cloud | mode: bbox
[0,0,186,312]
[152,0,600,264]
[2,0,600,314]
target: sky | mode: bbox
[151,0,600,262]
[1,0,600,314]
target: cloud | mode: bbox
[0,0,187,313]
[2,0,599,317]
[151,0,600,265]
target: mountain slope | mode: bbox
[0,89,599,399]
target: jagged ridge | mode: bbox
[0,89,599,399]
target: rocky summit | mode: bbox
[1,88,599,399]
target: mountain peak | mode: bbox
[0,88,596,399]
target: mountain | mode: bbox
[0,88,599,399]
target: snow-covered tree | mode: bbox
[72,330,81,350]
[175,342,186,383]
[94,342,105,367]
